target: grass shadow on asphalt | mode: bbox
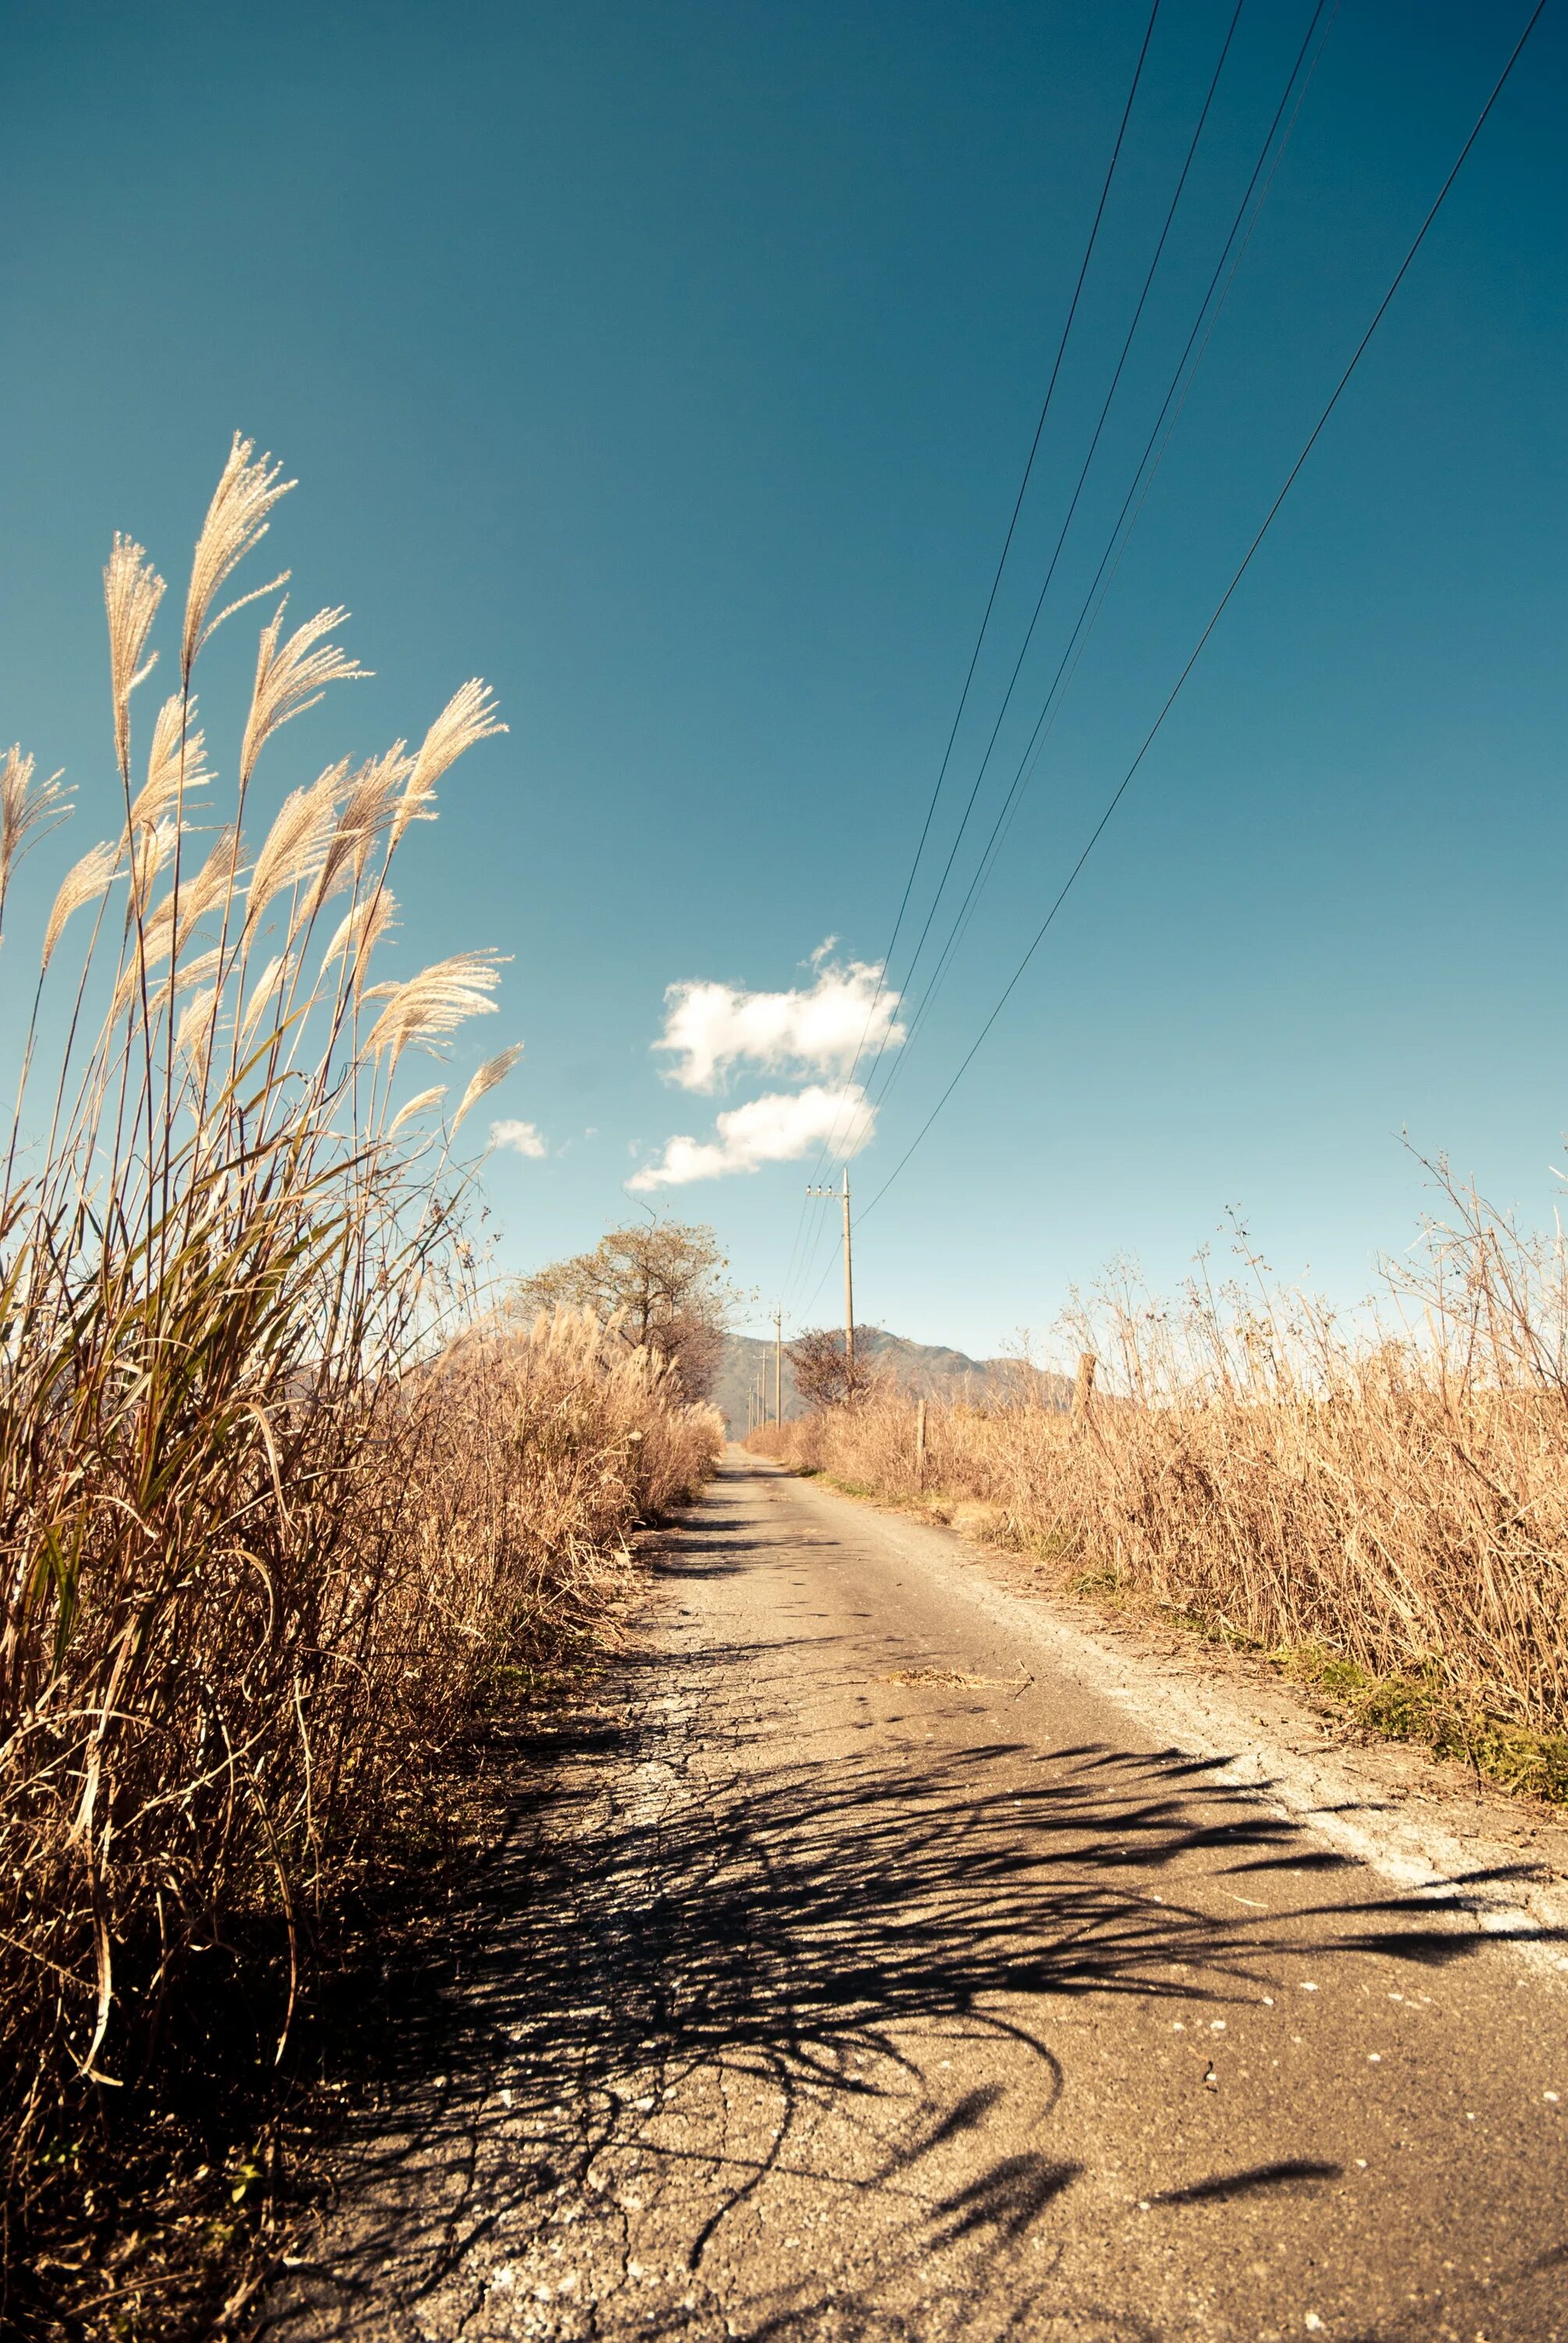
[262,1480,1566,2342]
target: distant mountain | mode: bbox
[713,1326,1070,1435]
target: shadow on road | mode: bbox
[263,1479,1563,2341]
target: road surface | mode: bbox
[266,1453,1568,2342]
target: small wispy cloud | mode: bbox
[490,1117,547,1159]
[629,1082,872,1191]
[654,955,903,1093]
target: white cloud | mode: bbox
[654,958,903,1093]
[490,1117,547,1158]
[628,1082,874,1191]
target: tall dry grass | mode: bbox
[0,441,721,2293]
[753,1185,1568,1770]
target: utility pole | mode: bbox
[1072,1351,1096,1424]
[841,1166,854,1375]
[773,1307,783,1425]
[805,1167,855,1378]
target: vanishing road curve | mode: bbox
[268,1452,1568,2343]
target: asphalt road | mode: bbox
[266,1453,1568,2343]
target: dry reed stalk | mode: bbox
[0,440,722,2316]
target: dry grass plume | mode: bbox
[0,440,722,2331]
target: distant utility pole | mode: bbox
[1072,1352,1097,1423]
[773,1307,783,1425]
[805,1167,855,1375]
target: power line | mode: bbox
[878,0,1248,1040]
[872,0,1337,1110]
[829,0,1333,1173]
[782,0,1165,1303]
[857,0,1549,1226]
[861,0,1165,1009]
[790,0,1289,1316]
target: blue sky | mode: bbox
[2,1,1563,1357]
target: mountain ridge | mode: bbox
[713,1326,1070,1435]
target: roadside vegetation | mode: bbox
[754,1186,1568,1805]
[515,1217,740,1402]
[0,444,722,2334]
[787,1321,885,1410]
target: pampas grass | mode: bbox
[0,439,722,2312]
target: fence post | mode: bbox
[915,1397,927,1488]
[1071,1353,1096,1424]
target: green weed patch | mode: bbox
[1271,1646,1568,1806]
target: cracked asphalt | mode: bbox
[262,1453,1568,2342]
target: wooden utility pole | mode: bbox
[841,1167,854,1376]
[1072,1352,1097,1423]
[805,1168,856,1379]
[915,1396,927,1486]
[773,1308,783,1425]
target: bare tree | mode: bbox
[514,1220,740,1401]
[787,1325,882,1410]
